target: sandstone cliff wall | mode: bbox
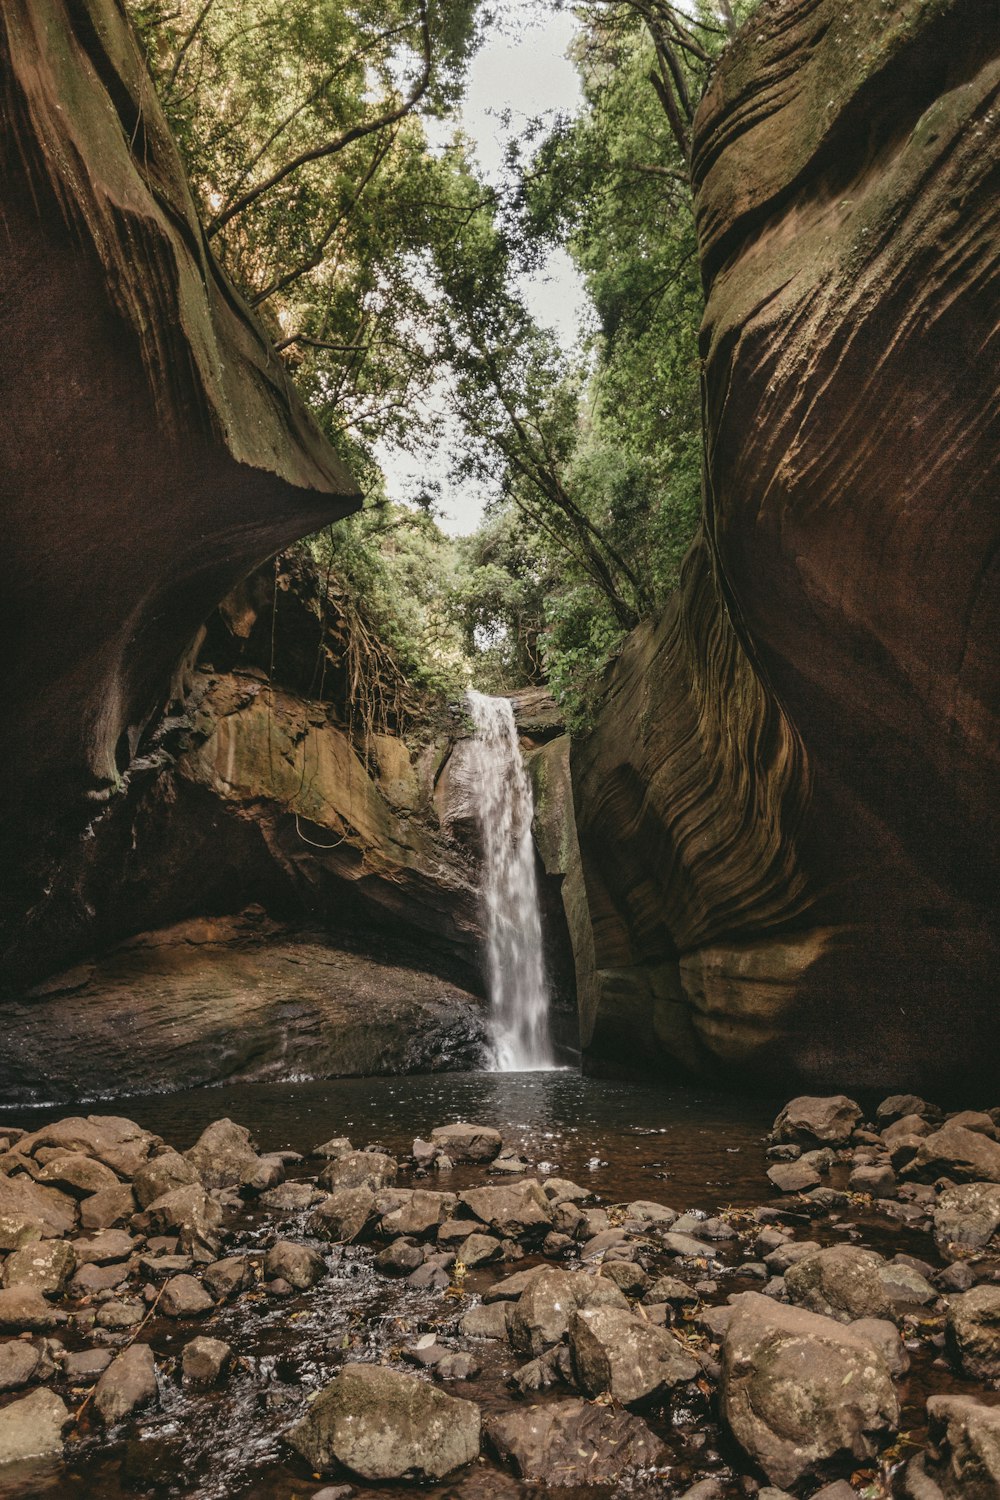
[571,0,1000,1093]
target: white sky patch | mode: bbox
[376,2,592,536]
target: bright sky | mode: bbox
[374,2,593,536]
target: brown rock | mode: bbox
[486,1399,666,1485]
[93,1344,158,1424]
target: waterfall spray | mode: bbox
[466,690,555,1071]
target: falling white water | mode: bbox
[466,690,555,1071]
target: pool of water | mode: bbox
[0,1070,781,1213]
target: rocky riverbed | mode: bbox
[0,1093,996,1498]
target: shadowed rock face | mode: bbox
[0,0,360,942]
[571,0,1000,1092]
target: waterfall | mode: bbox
[466,690,555,1071]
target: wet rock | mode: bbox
[625,1199,677,1226]
[644,1275,698,1306]
[544,1179,589,1205]
[849,1164,897,1199]
[0,1388,69,1463]
[880,1261,937,1309]
[142,1185,222,1261]
[375,1240,423,1276]
[458,1180,553,1238]
[785,1246,894,1323]
[380,1190,455,1237]
[851,1317,910,1377]
[483,1266,549,1302]
[0,1341,43,1392]
[2,1239,75,1295]
[486,1398,666,1485]
[308,1188,376,1244]
[202,1256,252,1301]
[181,1336,231,1386]
[318,1151,397,1193]
[132,1151,200,1208]
[0,1288,66,1331]
[934,1181,1000,1255]
[96,1298,144,1329]
[313,1137,352,1159]
[812,1486,858,1500]
[74,1228,135,1265]
[663,1231,719,1259]
[247,1154,286,1193]
[510,1269,629,1356]
[286,1362,481,1481]
[185,1119,262,1191]
[260,1182,323,1213]
[93,1343,158,1424]
[160,1274,214,1318]
[906,1124,1000,1184]
[766,1161,821,1194]
[581,1229,630,1261]
[771,1096,862,1147]
[312,1489,355,1500]
[937,1261,976,1293]
[434,1351,479,1381]
[70,1262,128,1297]
[542,1232,574,1258]
[883,1114,932,1142]
[460,1302,510,1340]
[407,1263,450,1291]
[946,1285,1000,1379]
[569,1305,699,1403]
[906,1393,1000,1499]
[64,1348,113,1382]
[80,1184,137,1230]
[139,1253,194,1280]
[264,1241,326,1291]
[512,1344,572,1393]
[600,1261,648,1297]
[576,1207,610,1238]
[552,1203,586,1237]
[721,1292,898,1488]
[459,1233,501,1267]
[430,1123,502,1163]
[268,1277,295,1298]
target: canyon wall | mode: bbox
[571,0,1000,1093]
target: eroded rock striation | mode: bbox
[570,0,1000,1091]
[0,0,359,949]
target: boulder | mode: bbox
[307,1188,376,1244]
[458,1181,553,1239]
[181,1336,231,1386]
[142,1185,222,1261]
[263,1241,326,1291]
[73,1228,134,1265]
[934,1182,1000,1254]
[160,1274,214,1318]
[459,1234,501,1268]
[374,1241,423,1277]
[185,1119,262,1191]
[286,1363,480,1481]
[0,1341,43,1392]
[460,1303,511,1340]
[2,1239,76,1295]
[946,1286,1000,1380]
[80,1184,137,1230]
[784,1246,894,1323]
[767,1162,821,1194]
[64,1348,113,1382]
[132,1152,200,1208]
[35,1153,120,1198]
[721,1292,898,1487]
[202,1256,252,1301]
[259,1182,323,1213]
[906,1125,1000,1185]
[0,1288,66,1331]
[906,1394,1000,1499]
[93,1344,158,1424]
[314,1137,353,1159]
[486,1399,666,1485]
[0,1388,69,1463]
[625,1200,676,1226]
[318,1152,397,1193]
[0,1177,76,1238]
[380,1190,455,1238]
[509,1269,629,1356]
[876,1095,939,1126]
[429,1124,502,1163]
[771,1097,862,1147]
[569,1306,699,1403]
[851,1318,910,1377]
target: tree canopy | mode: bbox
[129,0,751,726]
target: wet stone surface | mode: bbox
[0,1077,996,1498]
